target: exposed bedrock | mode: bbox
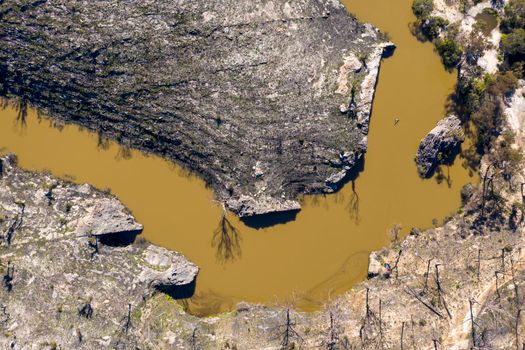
[0,0,393,217]
[415,115,465,178]
[0,154,198,348]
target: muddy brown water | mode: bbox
[0,0,476,316]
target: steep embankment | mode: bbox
[0,0,393,217]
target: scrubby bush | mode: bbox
[470,71,519,152]
[412,0,434,18]
[492,130,523,182]
[463,29,489,64]
[459,73,495,114]
[500,0,525,33]
[421,16,449,39]
[501,28,525,60]
[436,37,463,69]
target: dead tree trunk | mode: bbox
[435,264,452,319]
[477,249,481,282]
[422,259,433,294]
[481,165,492,217]
[280,309,301,348]
[511,258,520,304]
[366,288,371,317]
[379,299,383,341]
[502,248,506,273]
[327,312,338,350]
[392,249,403,280]
[469,299,476,347]
[516,309,522,350]
[124,303,131,334]
[2,262,14,292]
[405,288,444,318]
[401,321,405,350]
[411,315,416,350]
[496,271,502,302]
[191,327,198,350]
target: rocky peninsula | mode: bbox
[0,0,393,217]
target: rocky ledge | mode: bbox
[415,115,465,177]
[0,0,393,217]
[0,154,198,349]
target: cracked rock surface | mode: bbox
[0,0,392,217]
[415,115,465,178]
[0,154,198,349]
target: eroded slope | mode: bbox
[0,0,392,216]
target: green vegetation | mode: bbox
[411,0,466,69]
[405,0,525,176]
[500,0,525,33]
[421,16,449,40]
[501,28,525,58]
[500,0,525,72]
[491,130,523,184]
[436,37,463,69]
[468,71,518,152]
[412,0,434,18]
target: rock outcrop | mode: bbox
[415,115,465,177]
[0,0,393,217]
[76,198,143,237]
[0,154,198,349]
[140,245,199,290]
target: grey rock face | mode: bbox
[415,116,465,178]
[77,198,143,237]
[140,245,199,289]
[0,0,392,217]
[367,251,384,278]
[226,194,301,217]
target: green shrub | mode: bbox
[501,0,525,33]
[471,71,518,152]
[421,16,449,39]
[501,28,525,58]
[435,37,463,69]
[412,0,434,18]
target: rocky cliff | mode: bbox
[0,154,198,349]
[415,115,465,178]
[0,0,393,217]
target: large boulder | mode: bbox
[76,198,143,237]
[415,116,465,178]
[140,245,199,290]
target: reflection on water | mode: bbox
[212,207,243,264]
[0,0,477,316]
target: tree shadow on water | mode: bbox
[346,180,360,224]
[212,211,242,264]
[435,165,453,188]
[1,96,28,126]
[15,97,28,126]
